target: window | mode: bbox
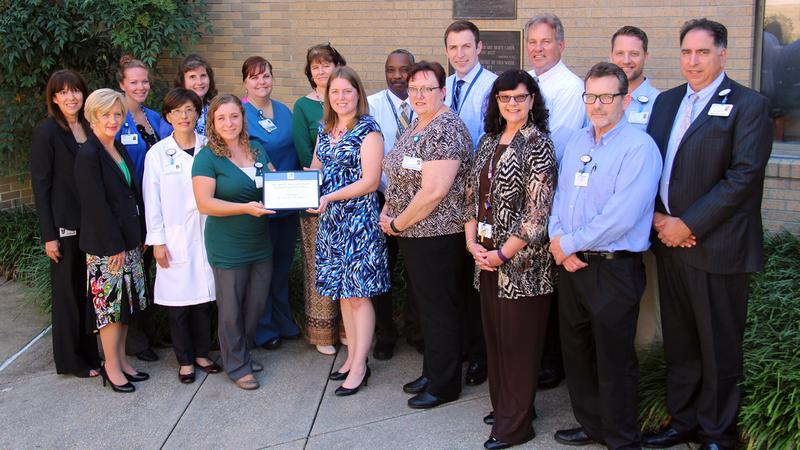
[761,0,800,149]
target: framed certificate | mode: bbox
[263,170,321,210]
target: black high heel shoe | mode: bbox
[329,357,367,381]
[124,370,150,382]
[100,367,135,393]
[334,366,371,396]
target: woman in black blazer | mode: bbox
[30,70,101,378]
[74,88,148,393]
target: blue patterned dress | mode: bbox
[315,115,390,301]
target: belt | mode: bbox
[575,250,638,263]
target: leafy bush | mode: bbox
[638,231,800,449]
[0,0,210,175]
[0,207,52,310]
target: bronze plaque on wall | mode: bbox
[453,0,516,19]
[448,30,522,76]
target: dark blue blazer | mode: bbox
[647,75,773,274]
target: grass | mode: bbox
[637,231,800,449]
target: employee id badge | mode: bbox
[708,104,733,117]
[59,228,77,238]
[477,222,493,240]
[574,171,590,187]
[164,162,182,174]
[628,111,649,125]
[255,174,264,188]
[402,155,423,171]
[120,133,139,145]
[259,118,278,133]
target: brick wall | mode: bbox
[763,158,800,233]
[186,0,757,104]
[0,174,33,210]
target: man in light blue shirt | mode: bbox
[443,20,498,150]
[366,49,422,361]
[610,26,661,130]
[548,62,662,449]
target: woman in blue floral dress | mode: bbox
[309,66,389,396]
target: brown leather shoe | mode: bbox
[235,376,260,390]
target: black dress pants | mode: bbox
[656,252,749,449]
[168,302,213,366]
[398,233,465,399]
[460,252,486,364]
[126,246,155,354]
[50,234,100,374]
[559,255,645,450]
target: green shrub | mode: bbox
[638,231,800,449]
[0,0,210,176]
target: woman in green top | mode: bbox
[292,43,347,355]
[192,94,275,390]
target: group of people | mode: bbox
[30,11,771,450]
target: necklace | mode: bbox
[330,125,348,142]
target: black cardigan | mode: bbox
[30,118,83,242]
[73,134,145,256]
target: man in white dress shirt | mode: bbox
[443,20,498,151]
[610,26,661,131]
[525,13,586,161]
[367,49,423,361]
[524,12,585,391]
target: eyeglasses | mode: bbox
[169,107,197,116]
[496,93,532,103]
[582,93,623,104]
[407,86,441,97]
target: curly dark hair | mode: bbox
[483,69,549,136]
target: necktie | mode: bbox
[675,93,699,145]
[452,79,466,111]
[397,102,410,139]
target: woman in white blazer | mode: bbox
[143,88,220,383]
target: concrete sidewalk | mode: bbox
[0,282,691,449]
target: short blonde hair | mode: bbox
[84,88,128,127]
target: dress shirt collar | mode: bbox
[385,89,409,111]
[631,77,655,99]
[533,59,567,83]
[685,71,726,103]
[584,118,628,146]
[457,62,483,83]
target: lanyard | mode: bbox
[452,66,484,116]
[483,144,504,215]
[386,91,413,132]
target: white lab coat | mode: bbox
[143,133,215,306]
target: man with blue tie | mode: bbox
[610,26,660,130]
[549,62,662,449]
[367,49,423,360]
[443,20,498,387]
[644,19,772,450]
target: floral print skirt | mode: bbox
[86,248,148,330]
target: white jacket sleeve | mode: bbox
[143,149,166,245]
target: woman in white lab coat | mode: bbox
[143,88,219,384]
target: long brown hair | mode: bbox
[45,69,91,133]
[322,66,368,134]
[205,94,256,159]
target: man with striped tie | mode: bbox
[367,49,423,361]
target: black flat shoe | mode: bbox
[402,375,429,394]
[699,443,732,450]
[124,371,150,382]
[334,366,370,396]
[100,367,135,393]
[642,426,697,448]
[483,437,511,449]
[484,412,494,425]
[537,367,563,390]
[465,361,488,386]
[554,427,597,446]
[74,368,100,378]
[407,391,456,409]
[136,348,159,362]
[178,369,196,384]
[194,361,223,374]
[261,337,282,350]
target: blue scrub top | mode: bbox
[245,100,300,217]
[115,106,164,182]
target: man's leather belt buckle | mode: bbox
[576,250,637,263]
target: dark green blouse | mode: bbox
[291,96,323,168]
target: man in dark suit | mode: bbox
[644,18,773,450]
